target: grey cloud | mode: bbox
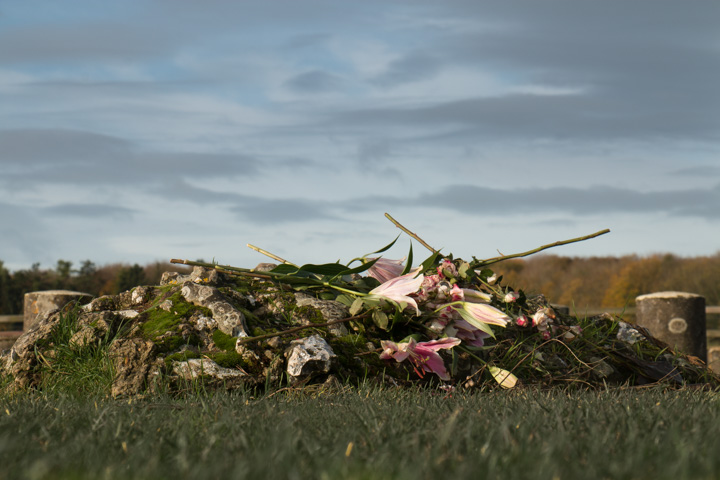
[43,203,136,219]
[328,91,719,142]
[229,198,339,224]
[371,51,442,87]
[360,1,719,142]
[0,129,260,185]
[283,33,333,50]
[349,184,720,220]
[672,166,720,177]
[285,70,345,94]
[0,129,131,165]
[157,180,339,224]
[0,22,187,64]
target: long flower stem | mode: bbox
[170,258,367,297]
[472,229,611,268]
[236,313,370,345]
[246,244,299,267]
[384,213,439,254]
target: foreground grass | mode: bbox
[1,386,720,480]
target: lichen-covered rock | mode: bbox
[181,283,249,337]
[109,337,157,396]
[294,292,349,337]
[161,266,223,286]
[173,358,248,380]
[3,311,64,390]
[285,335,336,380]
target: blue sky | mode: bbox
[1,0,719,271]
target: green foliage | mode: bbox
[35,304,117,396]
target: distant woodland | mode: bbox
[493,253,720,310]
[1,253,719,315]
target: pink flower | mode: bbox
[515,315,529,327]
[462,289,492,303]
[532,309,553,331]
[437,259,458,279]
[447,318,491,347]
[450,284,464,302]
[380,337,461,380]
[417,274,441,301]
[503,291,519,303]
[368,267,424,315]
[366,257,406,283]
[440,302,510,336]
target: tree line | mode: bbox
[1,253,719,315]
[493,253,720,309]
[0,260,186,315]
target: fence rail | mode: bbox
[558,306,720,316]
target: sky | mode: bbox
[1,0,719,272]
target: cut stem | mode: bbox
[472,229,611,267]
[384,213,438,254]
[246,244,298,267]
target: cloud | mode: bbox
[349,184,720,221]
[672,166,720,177]
[156,180,339,224]
[284,70,345,94]
[42,203,136,219]
[326,90,719,143]
[370,50,443,87]
[0,128,261,186]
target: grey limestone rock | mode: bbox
[180,283,249,337]
[285,334,336,380]
[294,292,349,337]
[173,358,248,380]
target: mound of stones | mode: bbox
[2,266,717,396]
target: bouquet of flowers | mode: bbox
[174,214,611,389]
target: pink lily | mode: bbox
[380,337,461,380]
[438,301,510,336]
[366,257,406,283]
[446,318,491,347]
[462,288,492,303]
[368,267,424,315]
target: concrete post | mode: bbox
[23,290,92,331]
[635,291,706,362]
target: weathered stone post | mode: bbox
[23,290,93,331]
[635,291,706,362]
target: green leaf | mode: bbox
[364,235,400,256]
[420,251,442,274]
[334,294,357,307]
[372,310,389,330]
[349,298,365,316]
[454,306,496,338]
[401,242,414,275]
[458,262,470,279]
[270,264,300,275]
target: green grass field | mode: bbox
[2,386,720,480]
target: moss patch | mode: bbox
[212,329,237,352]
[141,291,211,341]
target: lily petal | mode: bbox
[368,267,424,315]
